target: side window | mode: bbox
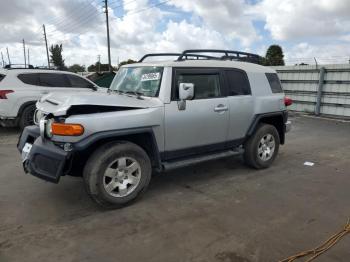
[266,73,283,93]
[67,75,92,88]
[175,73,221,100]
[17,73,40,85]
[0,74,5,82]
[39,73,70,87]
[224,70,251,96]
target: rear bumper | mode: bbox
[18,126,69,183]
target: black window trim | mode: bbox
[171,67,228,101]
[222,68,252,96]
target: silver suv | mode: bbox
[18,50,292,208]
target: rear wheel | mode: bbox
[19,104,36,130]
[83,141,152,208]
[243,124,280,169]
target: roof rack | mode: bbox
[138,53,216,62]
[138,49,263,64]
[177,49,263,64]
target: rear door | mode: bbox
[164,68,229,160]
[223,69,254,141]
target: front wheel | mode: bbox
[83,142,152,208]
[243,124,280,169]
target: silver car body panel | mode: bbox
[34,59,286,157]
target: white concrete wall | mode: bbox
[272,64,350,117]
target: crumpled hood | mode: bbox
[36,91,163,116]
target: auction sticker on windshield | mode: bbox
[141,72,161,82]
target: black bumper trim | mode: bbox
[18,126,69,184]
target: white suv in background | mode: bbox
[0,69,100,129]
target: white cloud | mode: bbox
[256,0,350,41]
[167,0,260,46]
[285,42,350,65]
[1,0,350,68]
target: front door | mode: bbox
[164,68,229,160]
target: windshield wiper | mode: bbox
[124,91,145,100]
[108,89,125,95]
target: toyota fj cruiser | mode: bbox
[18,50,291,208]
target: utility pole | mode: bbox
[23,39,27,68]
[27,48,30,66]
[43,24,50,69]
[97,54,101,73]
[104,0,112,72]
[6,47,11,65]
[1,52,4,67]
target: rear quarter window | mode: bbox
[66,74,92,88]
[265,73,283,93]
[224,70,251,96]
[18,73,40,85]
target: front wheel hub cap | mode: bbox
[103,157,142,198]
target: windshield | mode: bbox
[110,66,163,97]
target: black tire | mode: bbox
[83,141,152,209]
[243,124,280,169]
[19,104,36,130]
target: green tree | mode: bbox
[49,44,66,70]
[88,62,111,72]
[264,45,285,66]
[118,59,136,68]
[68,64,85,73]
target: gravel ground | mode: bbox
[0,115,349,262]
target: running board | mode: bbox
[162,148,244,171]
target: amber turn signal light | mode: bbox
[51,123,84,136]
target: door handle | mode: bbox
[214,104,228,112]
[41,91,49,95]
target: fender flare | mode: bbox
[74,127,162,169]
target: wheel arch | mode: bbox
[246,111,287,145]
[70,128,162,177]
[17,101,37,118]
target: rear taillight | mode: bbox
[284,96,293,107]
[0,90,14,99]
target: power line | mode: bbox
[110,0,171,20]
[44,0,100,27]
[46,8,102,36]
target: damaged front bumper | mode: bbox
[17,126,70,183]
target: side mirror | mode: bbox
[179,83,194,100]
[178,83,194,110]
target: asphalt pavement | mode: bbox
[0,115,349,262]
